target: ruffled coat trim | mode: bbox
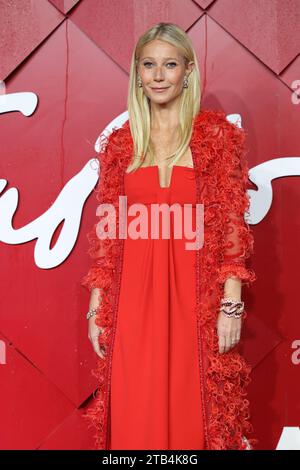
[81,108,258,450]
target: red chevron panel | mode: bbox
[209,0,300,74]
[0,0,300,451]
[0,0,64,80]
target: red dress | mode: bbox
[110,165,205,450]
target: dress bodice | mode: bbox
[124,166,197,206]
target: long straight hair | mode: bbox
[126,22,202,172]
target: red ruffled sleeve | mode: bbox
[216,118,257,287]
[81,133,113,293]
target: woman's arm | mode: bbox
[82,130,115,358]
[216,120,256,287]
[214,117,256,354]
[223,277,242,301]
[89,287,102,310]
[88,287,105,358]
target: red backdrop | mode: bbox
[0,0,300,450]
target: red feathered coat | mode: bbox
[81,108,258,450]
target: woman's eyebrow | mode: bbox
[141,57,178,61]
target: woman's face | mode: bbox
[137,39,194,106]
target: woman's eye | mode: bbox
[143,62,177,68]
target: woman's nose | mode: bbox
[154,67,164,79]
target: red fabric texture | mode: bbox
[110,165,204,450]
[81,108,258,450]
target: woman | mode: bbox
[81,22,257,450]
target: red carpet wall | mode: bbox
[0,0,300,450]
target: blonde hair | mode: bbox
[126,22,202,172]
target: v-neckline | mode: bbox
[125,147,195,190]
[152,165,194,190]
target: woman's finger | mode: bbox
[91,335,105,358]
[229,334,240,349]
[219,334,226,354]
[225,334,231,353]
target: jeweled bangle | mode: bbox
[220,297,245,318]
[86,307,98,320]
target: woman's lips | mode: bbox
[152,87,169,93]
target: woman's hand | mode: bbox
[216,311,242,354]
[217,278,243,353]
[88,316,106,358]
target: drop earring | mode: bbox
[137,75,143,87]
[183,75,189,88]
